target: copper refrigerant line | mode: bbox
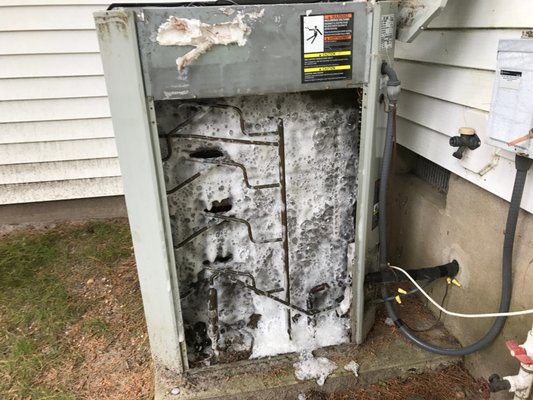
[207,215,283,244]
[173,220,229,249]
[202,267,339,317]
[161,103,295,335]
[166,172,202,195]
[169,102,281,138]
[173,215,283,249]
[276,119,292,338]
[160,102,279,160]
[166,159,279,195]
[201,266,340,354]
[161,103,214,161]
[165,134,279,146]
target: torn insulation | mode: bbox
[156,11,264,71]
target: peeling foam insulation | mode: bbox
[157,10,265,71]
[293,351,338,386]
[343,360,360,377]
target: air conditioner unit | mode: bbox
[95,1,398,397]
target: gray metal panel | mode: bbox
[351,1,398,345]
[94,10,188,372]
[133,2,370,100]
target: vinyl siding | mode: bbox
[0,1,194,205]
[0,2,118,203]
[395,0,533,213]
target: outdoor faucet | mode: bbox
[449,127,481,159]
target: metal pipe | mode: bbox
[208,214,283,244]
[188,158,279,190]
[207,287,219,354]
[163,133,278,147]
[276,119,292,338]
[173,220,229,249]
[307,283,330,326]
[166,172,202,195]
[203,267,337,317]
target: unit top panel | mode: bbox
[131,2,371,100]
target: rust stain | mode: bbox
[95,11,131,40]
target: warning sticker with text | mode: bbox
[301,13,353,84]
[380,14,395,51]
[500,70,522,90]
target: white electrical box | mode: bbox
[488,39,533,158]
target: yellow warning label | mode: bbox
[303,65,351,73]
[303,51,352,59]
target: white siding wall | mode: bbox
[395,0,533,213]
[0,1,123,204]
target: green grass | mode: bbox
[82,318,111,337]
[0,220,132,400]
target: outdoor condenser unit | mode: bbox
[95,0,404,395]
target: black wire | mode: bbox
[401,282,450,333]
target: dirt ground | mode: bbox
[325,364,489,400]
[0,220,489,399]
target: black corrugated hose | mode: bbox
[379,62,533,356]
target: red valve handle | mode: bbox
[506,340,533,365]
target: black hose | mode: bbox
[366,260,459,285]
[379,63,533,356]
[381,63,401,87]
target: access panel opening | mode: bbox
[156,90,359,368]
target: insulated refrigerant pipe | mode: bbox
[365,260,459,285]
[379,62,533,356]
